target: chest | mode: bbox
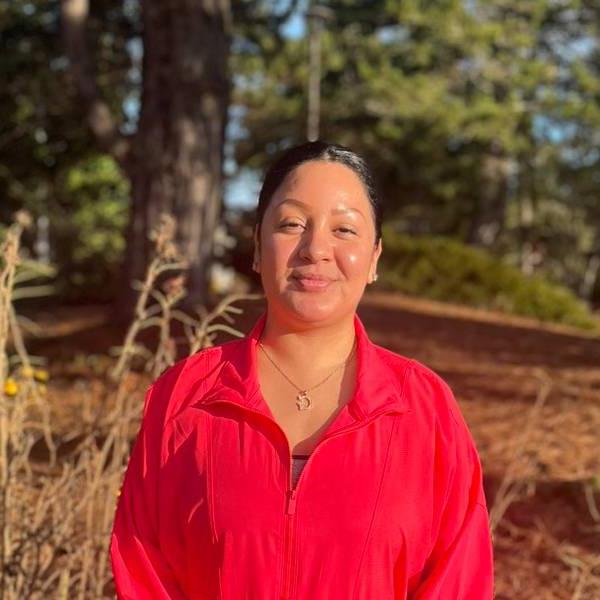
[257,353,357,454]
[159,405,436,599]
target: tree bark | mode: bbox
[61,0,231,311]
[60,0,131,163]
[467,148,511,248]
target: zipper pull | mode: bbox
[286,489,297,515]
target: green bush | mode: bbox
[379,227,597,331]
[55,154,130,301]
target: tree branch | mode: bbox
[60,0,130,164]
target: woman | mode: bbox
[110,141,494,599]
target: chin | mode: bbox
[281,293,352,325]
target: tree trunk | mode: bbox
[123,0,230,308]
[467,149,512,248]
[61,0,231,313]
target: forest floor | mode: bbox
[25,291,600,599]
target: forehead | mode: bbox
[269,161,370,212]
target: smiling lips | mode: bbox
[292,273,334,291]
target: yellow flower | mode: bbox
[33,369,49,382]
[4,378,19,397]
[21,366,34,378]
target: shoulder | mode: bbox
[374,347,482,483]
[372,343,469,436]
[141,336,246,423]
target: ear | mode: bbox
[252,226,261,273]
[369,238,382,283]
[374,237,382,262]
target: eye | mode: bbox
[279,221,304,231]
[336,226,357,236]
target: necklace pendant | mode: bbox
[296,391,312,411]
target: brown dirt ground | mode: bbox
[24,291,600,599]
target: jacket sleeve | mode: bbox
[110,384,186,600]
[412,377,494,599]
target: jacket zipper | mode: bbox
[282,406,409,598]
[202,397,408,600]
[282,456,297,600]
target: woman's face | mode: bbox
[253,160,382,327]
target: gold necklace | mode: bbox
[257,338,357,411]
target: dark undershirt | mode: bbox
[291,454,310,488]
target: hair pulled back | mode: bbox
[255,141,383,244]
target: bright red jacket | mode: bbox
[110,312,494,599]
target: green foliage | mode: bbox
[233,0,600,303]
[379,226,597,330]
[3,0,600,308]
[0,0,134,222]
[0,0,135,301]
[55,155,129,299]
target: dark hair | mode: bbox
[255,141,383,244]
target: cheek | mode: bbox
[261,236,296,271]
[338,246,372,274]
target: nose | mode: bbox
[298,226,332,263]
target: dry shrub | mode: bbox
[2,212,597,598]
[0,212,260,598]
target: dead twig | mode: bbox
[489,368,554,534]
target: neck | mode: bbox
[258,310,357,371]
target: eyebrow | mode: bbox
[276,197,366,219]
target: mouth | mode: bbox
[291,274,334,291]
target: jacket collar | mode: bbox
[199,311,410,422]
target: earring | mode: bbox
[373,273,378,281]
